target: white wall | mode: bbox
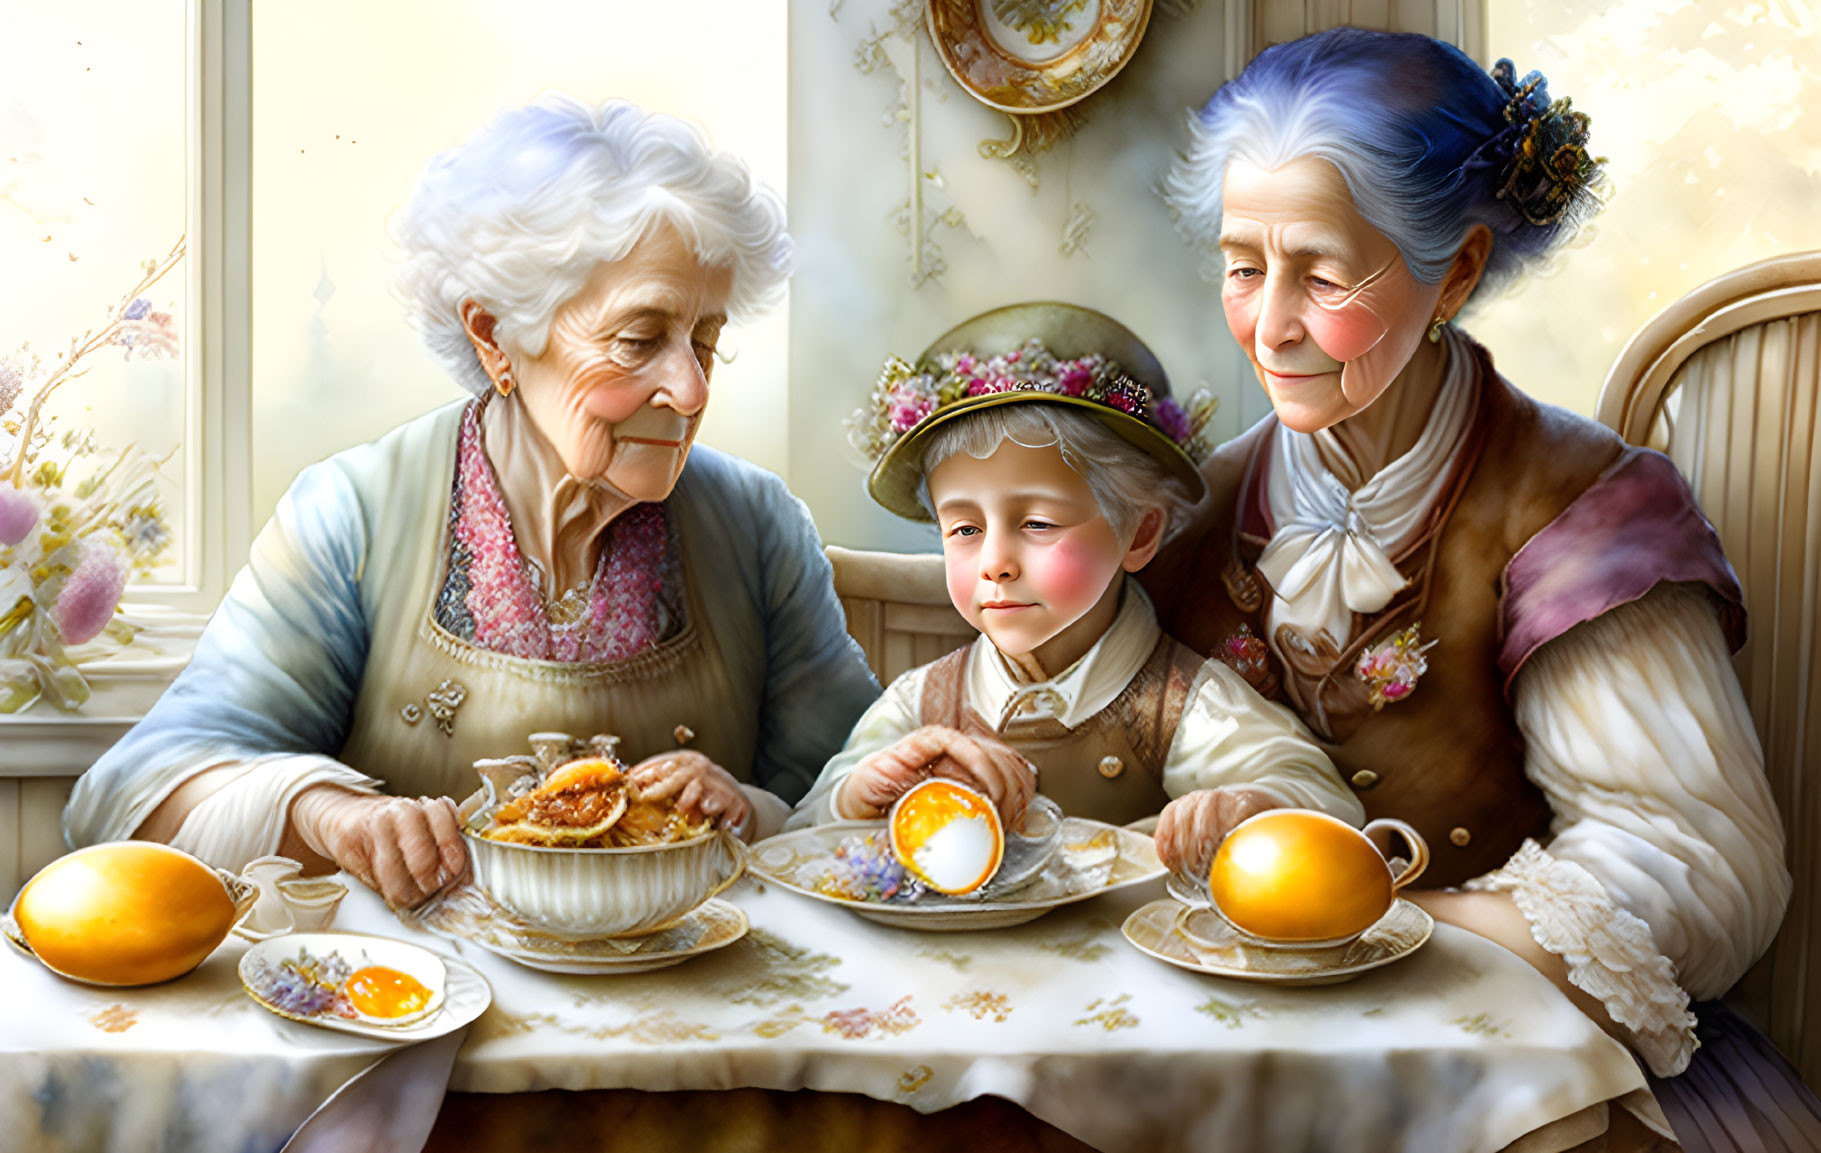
[788,0,1259,552]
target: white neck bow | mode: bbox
[1257,329,1476,652]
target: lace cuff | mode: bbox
[1465,838,1698,1076]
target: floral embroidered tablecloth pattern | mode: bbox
[1,874,1646,1153]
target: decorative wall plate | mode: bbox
[927,0,1154,115]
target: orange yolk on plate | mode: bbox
[344,966,433,1019]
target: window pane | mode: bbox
[1478,0,1821,416]
[249,0,787,534]
[0,1,189,584]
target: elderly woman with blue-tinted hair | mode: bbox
[65,95,879,907]
[1138,28,1817,1150]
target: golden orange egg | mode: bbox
[11,842,242,986]
[889,779,1005,895]
[345,965,434,1020]
[1208,810,1394,943]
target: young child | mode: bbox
[787,303,1363,874]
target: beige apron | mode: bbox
[335,416,757,803]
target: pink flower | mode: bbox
[113,311,179,359]
[889,397,933,432]
[0,487,38,546]
[53,541,128,644]
[1056,366,1091,397]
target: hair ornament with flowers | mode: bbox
[1479,59,1604,228]
[844,338,1216,467]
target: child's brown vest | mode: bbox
[917,635,1206,826]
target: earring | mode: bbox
[1427,315,1447,344]
[494,370,514,398]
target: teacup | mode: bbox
[1168,810,1428,949]
[233,856,349,942]
[886,781,1063,898]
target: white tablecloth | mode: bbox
[1,873,1648,1153]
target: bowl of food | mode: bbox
[460,732,745,939]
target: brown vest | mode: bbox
[1141,347,1632,886]
[918,635,1204,826]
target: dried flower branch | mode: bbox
[0,237,184,712]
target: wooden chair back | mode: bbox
[1598,251,1821,1082]
[824,546,977,687]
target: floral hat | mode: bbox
[846,302,1216,522]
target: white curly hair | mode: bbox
[916,405,1199,543]
[392,93,791,397]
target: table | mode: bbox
[1,872,1649,1153]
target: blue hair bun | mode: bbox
[1485,58,1602,227]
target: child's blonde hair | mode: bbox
[915,404,1200,541]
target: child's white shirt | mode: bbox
[785,581,1363,829]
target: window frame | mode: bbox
[130,0,252,615]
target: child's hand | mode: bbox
[837,726,1037,829]
[1154,785,1287,886]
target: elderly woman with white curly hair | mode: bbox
[64,95,880,908]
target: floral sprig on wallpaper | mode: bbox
[0,237,184,712]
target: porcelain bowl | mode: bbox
[462,827,744,940]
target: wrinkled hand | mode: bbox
[1153,786,1288,886]
[838,726,1037,829]
[290,786,468,910]
[627,751,750,836]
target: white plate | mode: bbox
[455,897,750,975]
[1121,897,1434,986]
[750,818,1164,931]
[239,932,490,1041]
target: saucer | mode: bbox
[1121,897,1433,986]
[239,932,491,1042]
[455,898,749,975]
[750,818,1163,932]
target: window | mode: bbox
[0,0,251,612]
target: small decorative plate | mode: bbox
[1121,897,1434,986]
[750,818,1163,932]
[927,0,1154,114]
[239,932,491,1042]
[454,898,750,975]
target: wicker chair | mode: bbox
[1597,251,1821,1085]
[824,546,977,688]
